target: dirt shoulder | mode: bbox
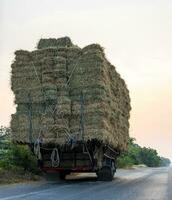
[0,168,42,185]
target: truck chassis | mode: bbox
[36,140,119,181]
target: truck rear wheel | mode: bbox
[44,173,59,181]
[97,166,114,181]
[59,172,66,180]
[59,171,70,180]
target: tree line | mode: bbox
[117,138,171,168]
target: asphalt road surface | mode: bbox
[0,167,171,200]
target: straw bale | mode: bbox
[37,37,73,49]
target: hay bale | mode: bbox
[37,37,73,49]
[10,37,131,151]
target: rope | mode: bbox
[83,143,93,165]
[51,148,60,167]
[34,139,42,160]
[65,60,79,86]
[31,61,41,83]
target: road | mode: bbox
[0,167,171,200]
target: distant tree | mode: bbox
[0,126,11,138]
[117,137,166,168]
[138,147,161,167]
[0,126,11,159]
[160,157,171,167]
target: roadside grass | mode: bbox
[0,167,42,185]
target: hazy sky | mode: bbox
[0,0,172,160]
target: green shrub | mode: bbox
[117,155,134,168]
[0,126,40,174]
[10,144,39,173]
[0,144,39,174]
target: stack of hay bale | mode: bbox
[11,37,131,151]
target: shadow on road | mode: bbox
[46,173,120,185]
[66,173,97,181]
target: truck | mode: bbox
[11,37,131,181]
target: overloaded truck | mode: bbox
[11,37,131,181]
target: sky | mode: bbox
[0,0,172,160]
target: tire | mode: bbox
[59,172,66,180]
[59,171,70,180]
[96,166,114,181]
[44,172,59,181]
[112,161,116,175]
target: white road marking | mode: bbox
[0,184,71,200]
